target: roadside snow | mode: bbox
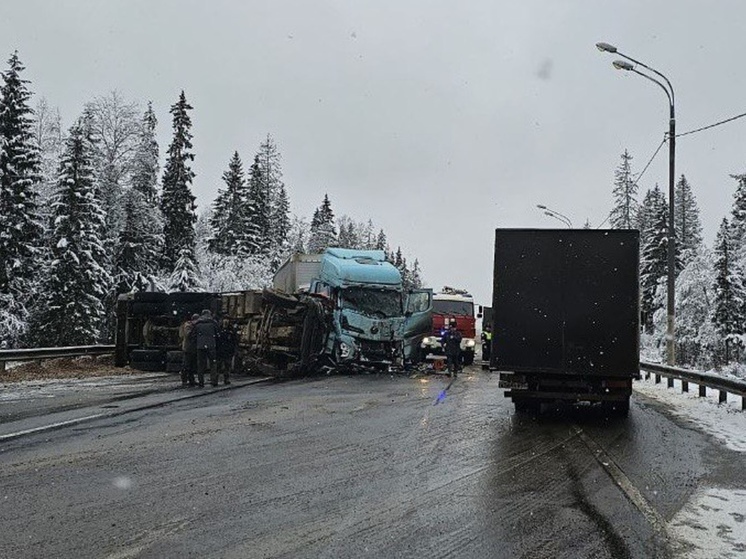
[0,374,169,402]
[634,375,746,452]
[669,487,746,559]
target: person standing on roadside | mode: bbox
[442,319,463,378]
[191,309,219,387]
[216,318,237,385]
[179,313,199,387]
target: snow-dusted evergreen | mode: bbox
[609,150,638,229]
[674,174,703,266]
[729,173,746,248]
[308,194,337,252]
[639,185,669,331]
[208,151,257,256]
[0,51,43,301]
[33,97,64,208]
[30,120,112,346]
[168,247,203,292]
[246,154,271,255]
[256,134,289,252]
[711,218,746,363]
[131,101,159,205]
[114,187,163,293]
[160,91,196,271]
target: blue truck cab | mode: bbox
[306,248,431,369]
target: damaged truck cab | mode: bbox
[303,248,431,369]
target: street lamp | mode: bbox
[536,204,572,228]
[597,41,676,366]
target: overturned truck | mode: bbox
[115,248,432,376]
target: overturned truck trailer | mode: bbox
[115,249,432,376]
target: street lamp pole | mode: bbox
[597,42,676,366]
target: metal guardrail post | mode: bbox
[699,384,706,397]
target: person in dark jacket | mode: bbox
[216,318,237,385]
[190,309,219,387]
[481,324,493,362]
[442,319,463,377]
[179,313,199,387]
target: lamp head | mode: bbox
[596,42,617,53]
[613,60,635,71]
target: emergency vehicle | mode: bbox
[420,287,477,365]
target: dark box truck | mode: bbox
[491,229,640,415]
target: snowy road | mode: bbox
[0,368,744,558]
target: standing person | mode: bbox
[442,319,463,378]
[191,309,219,387]
[216,318,237,385]
[481,324,493,362]
[179,313,199,387]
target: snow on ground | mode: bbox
[634,375,746,453]
[0,374,169,402]
[668,487,746,559]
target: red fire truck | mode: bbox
[420,287,477,365]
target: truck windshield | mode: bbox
[341,288,402,318]
[433,300,473,316]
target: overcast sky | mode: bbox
[2,1,745,304]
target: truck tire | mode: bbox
[130,349,164,363]
[166,350,184,363]
[165,361,183,373]
[263,288,298,309]
[130,360,165,372]
[514,398,540,414]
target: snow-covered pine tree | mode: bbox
[409,259,424,289]
[375,229,387,252]
[114,187,163,294]
[31,120,112,346]
[308,194,337,253]
[246,154,271,254]
[674,174,702,265]
[33,97,64,208]
[336,216,358,249]
[609,149,639,229]
[168,247,203,292]
[208,151,256,256]
[0,51,43,300]
[131,101,159,205]
[255,134,288,253]
[639,185,669,332]
[711,218,746,363]
[160,91,196,271]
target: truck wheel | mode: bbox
[462,351,474,366]
[263,288,298,309]
[514,399,539,414]
[166,350,184,363]
[130,360,165,372]
[130,349,164,363]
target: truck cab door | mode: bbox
[402,289,433,363]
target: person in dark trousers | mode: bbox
[179,313,199,387]
[191,309,219,387]
[481,324,492,362]
[442,319,463,378]
[216,318,237,385]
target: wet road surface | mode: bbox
[0,367,742,558]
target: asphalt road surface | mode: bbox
[0,367,742,558]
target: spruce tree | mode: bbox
[271,183,291,251]
[609,150,638,229]
[712,218,746,363]
[114,187,163,293]
[160,91,196,271]
[674,174,702,265]
[375,229,387,251]
[246,154,271,254]
[308,194,337,253]
[132,101,159,205]
[31,121,111,346]
[0,51,42,298]
[255,134,289,253]
[168,247,203,292]
[639,185,669,332]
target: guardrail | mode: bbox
[0,345,115,373]
[640,360,746,411]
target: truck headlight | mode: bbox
[465,339,476,348]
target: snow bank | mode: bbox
[669,487,746,558]
[634,375,746,452]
